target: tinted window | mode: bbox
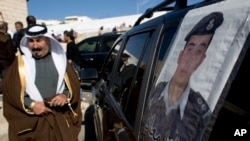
[78,37,98,53]
[100,35,119,53]
[102,41,121,77]
[109,32,152,126]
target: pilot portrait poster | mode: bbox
[140,1,250,141]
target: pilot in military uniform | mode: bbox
[140,12,224,141]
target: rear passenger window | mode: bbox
[78,37,98,53]
[100,36,118,52]
[110,31,153,126]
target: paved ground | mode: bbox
[0,91,93,141]
[0,101,8,141]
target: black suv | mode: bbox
[82,0,250,140]
[77,32,122,71]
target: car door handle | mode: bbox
[85,58,94,61]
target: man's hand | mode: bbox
[50,94,68,107]
[32,101,51,115]
[68,59,72,64]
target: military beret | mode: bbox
[185,11,224,41]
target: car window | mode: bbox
[102,40,122,77]
[100,35,119,53]
[122,34,152,127]
[78,37,98,53]
[108,31,153,127]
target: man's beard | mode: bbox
[31,49,40,58]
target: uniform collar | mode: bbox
[161,82,190,119]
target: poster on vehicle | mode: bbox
[140,0,250,140]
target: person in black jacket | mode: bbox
[64,30,80,78]
[14,15,37,55]
[13,21,25,53]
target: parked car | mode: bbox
[82,0,250,140]
[76,32,123,71]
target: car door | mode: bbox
[96,22,166,140]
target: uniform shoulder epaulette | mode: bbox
[189,89,211,116]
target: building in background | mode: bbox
[37,19,62,26]
[64,16,92,24]
[0,0,28,33]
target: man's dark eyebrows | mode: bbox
[183,41,193,49]
[186,42,195,47]
[200,42,208,48]
[27,36,46,42]
[187,41,208,47]
[27,38,35,42]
